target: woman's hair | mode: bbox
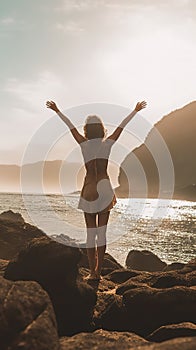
[83,115,107,139]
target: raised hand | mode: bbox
[135,101,147,112]
[46,100,59,112]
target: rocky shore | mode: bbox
[0,210,195,349]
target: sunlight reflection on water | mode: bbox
[0,193,195,265]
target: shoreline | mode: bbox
[0,190,196,203]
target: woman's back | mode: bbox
[80,138,114,181]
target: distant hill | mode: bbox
[0,159,118,194]
[0,160,84,194]
[115,101,196,201]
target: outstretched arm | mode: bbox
[46,101,86,144]
[106,101,147,142]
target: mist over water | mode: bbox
[0,192,195,266]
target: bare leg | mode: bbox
[96,211,110,278]
[84,212,97,278]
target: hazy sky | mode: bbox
[0,0,195,164]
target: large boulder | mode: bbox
[122,285,196,336]
[0,210,46,260]
[126,250,167,272]
[4,236,97,336]
[60,329,148,350]
[147,322,196,342]
[0,276,59,350]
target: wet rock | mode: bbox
[0,276,59,350]
[60,329,148,350]
[126,250,167,272]
[4,236,97,336]
[0,210,46,260]
[147,322,196,342]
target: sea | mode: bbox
[0,192,195,266]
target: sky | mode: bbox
[0,0,195,164]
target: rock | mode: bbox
[0,259,9,277]
[105,269,140,284]
[0,276,59,350]
[126,250,167,272]
[147,270,196,289]
[51,233,77,246]
[147,322,196,342]
[116,269,196,294]
[116,271,154,295]
[93,292,124,331]
[4,236,97,336]
[0,210,25,224]
[151,272,189,289]
[4,236,80,283]
[0,210,46,260]
[103,253,123,270]
[116,281,149,295]
[100,267,118,276]
[186,258,196,271]
[186,271,196,286]
[133,336,196,349]
[60,329,148,350]
[79,249,122,271]
[163,262,185,271]
[122,285,196,336]
[78,270,126,332]
[180,259,196,274]
[79,268,116,292]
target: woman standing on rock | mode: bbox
[46,100,147,280]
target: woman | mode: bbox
[46,100,147,280]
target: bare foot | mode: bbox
[84,273,98,281]
[95,269,103,280]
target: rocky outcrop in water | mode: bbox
[126,250,167,272]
